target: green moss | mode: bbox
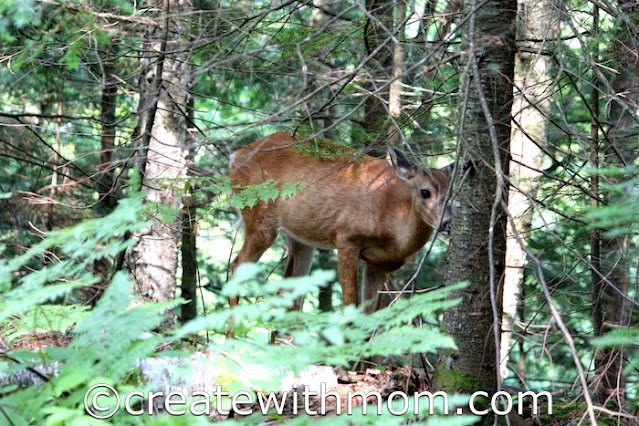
[536,401,578,424]
[535,401,626,426]
[294,137,358,161]
[434,368,482,394]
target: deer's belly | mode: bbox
[278,226,337,250]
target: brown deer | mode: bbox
[229,131,453,313]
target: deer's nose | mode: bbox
[439,219,452,236]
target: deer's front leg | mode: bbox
[337,246,359,306]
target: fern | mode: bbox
[229,179,304,209]
[0,197,475,425]
[173,264,468,411]
[0,196,148,323]
[1,304,89,343]
[0,195,169,424]
[1,272,179,424]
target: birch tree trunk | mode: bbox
[129,0,193,305]
[500,0,558,382]
[437,0,516,394]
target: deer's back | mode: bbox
[230,132,420,254]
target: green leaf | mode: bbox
[53,369,89,396]
[592,328,639,347]
[61,39,84,70]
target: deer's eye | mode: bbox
[420,189,432,199]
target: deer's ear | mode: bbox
[440,162,455,176]
[388,148,417,181]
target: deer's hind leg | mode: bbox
[283,236,315,311]
[229,210,277,306]
[362,262,390,314]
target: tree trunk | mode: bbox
[181,203,198,323]
[500,0,558,383]
[317,250,336,312]
[386,0,405,147]
[590,3,603,381]
[592,0,638,409]
[437,0,516,394]
[361,0,405,311]
[310,0,336,312]
[181,94,198,324]
[98,42,119,211]
[363,0,394,139]
[129,0,193,305]
[90,42,121,304]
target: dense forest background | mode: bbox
[0,0,637,424]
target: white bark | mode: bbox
[500,0,558,381]
[129,0,193,303]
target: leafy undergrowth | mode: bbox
[2,196,635,425]
[0,196,478,425]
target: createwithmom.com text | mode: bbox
[84,383,553,419]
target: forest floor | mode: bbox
[2,331,633,425]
